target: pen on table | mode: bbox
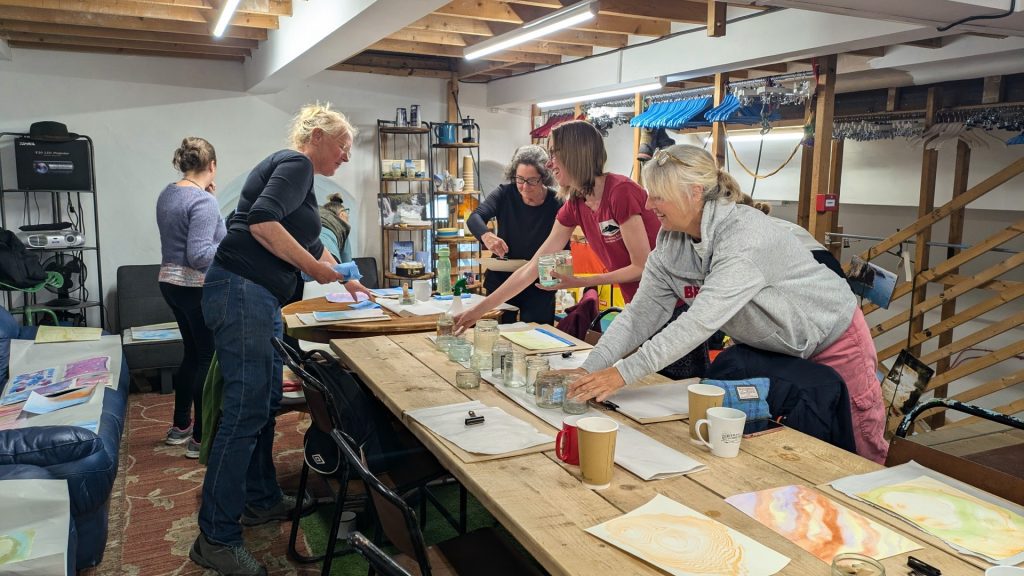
[534,327,575,347]
[598,400,619,412]
[906,556,940,576]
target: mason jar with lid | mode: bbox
[537,254,558,287]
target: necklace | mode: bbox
[182,178,203,189]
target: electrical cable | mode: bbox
[938,0,1015,31]
[725,137,801,179]
[750,134,765,197]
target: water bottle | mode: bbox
[436,244,452,295]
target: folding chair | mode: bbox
[349,531,414,576]
[332,428,545,576]
[271,338,467,575]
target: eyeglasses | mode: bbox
[514,176,543,186]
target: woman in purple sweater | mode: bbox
[156,137,226,458]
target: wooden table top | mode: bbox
[332,332,987,576]
[281,296,503,341]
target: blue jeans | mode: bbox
[198,263,284,546]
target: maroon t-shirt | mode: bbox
[555,173,661,302]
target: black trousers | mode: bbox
[159,282,215,441]
[485,270,556,325]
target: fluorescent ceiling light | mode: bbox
[464,0,598,61]
[213,0,242,37]
[537,81,663,109]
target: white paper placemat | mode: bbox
[607,381,691,421]
[406,400,552,455]
[0,479,70,575]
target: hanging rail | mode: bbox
[827,232,1020,255]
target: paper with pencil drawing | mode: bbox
[726,485,920,562]
[587,494,790,576]
[34,326,102,343]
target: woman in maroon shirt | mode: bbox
[455,120,660,331]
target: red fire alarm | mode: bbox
[816,194,838,212]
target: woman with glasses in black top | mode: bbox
[466,145,562,323]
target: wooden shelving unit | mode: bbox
[377,120,433,287]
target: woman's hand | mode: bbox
[310,262,340,284]
[205,181,217,194]
[343,279,373,300]
[568,366,626,403]
[453,306,483,335]
[481,232,509,258]
[535,270,587,291]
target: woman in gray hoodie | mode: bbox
[568,144,887,463]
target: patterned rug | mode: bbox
[83,392,319,576]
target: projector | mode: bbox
[18,230,86,249]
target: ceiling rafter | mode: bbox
[370,38,562,65]
[0,5,267,38]
[129,0,290,16]
[0,18,259,47]
[0,29,251,56]
[505,0,706,23]
[508,4,669,35]
[6,36,246,59]
[406,14,494,36]
[0,0,278,29]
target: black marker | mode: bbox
[907,556,940,576]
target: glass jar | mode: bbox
[473,319,499,370]
[455,369,480,389]
[447,338,472,364]
[436,313,454,351]
[503,350,527,388]
[535,371,566,409]
[537,254,558,287]
[830,553,884,576]
[525,356,550,395]
[555,249,574,278]
[561,373,588,414]
[491,341,511,379]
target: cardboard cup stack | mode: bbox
[462,155,475,193]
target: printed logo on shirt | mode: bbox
[681,284,701,305]
[599,219,621,243]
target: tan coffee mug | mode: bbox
[687,383,725,444]
[576,416,618,490]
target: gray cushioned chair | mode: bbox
[117,264,183,393]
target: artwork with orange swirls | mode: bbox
[726,485,921,562]
[586,494,790,576]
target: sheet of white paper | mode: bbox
[607,382,691,420]
[10,336,122,393]
[406,400,553,455]
[0,479,70,576]
[15,385,105,434]
[296,313,391,326]
[378,294,517,317]
[586,494,790,576]
[831,460,1024,565]
[480,372,704,480]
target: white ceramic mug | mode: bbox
[696,406,747,458]
[412,279,431,302]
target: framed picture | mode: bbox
[847,256,898,309]
[882,349,935,431]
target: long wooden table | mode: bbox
[331,331,988,576]
[281,296,503,342]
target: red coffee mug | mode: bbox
[555,415,582,465]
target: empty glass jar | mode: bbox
[535,371,566,409]
[447,338,472,364]
[491,341,511,379]
[473,319,499,370]
[561,373,588,414]
[503,350,527,388]
[525,356,550,395]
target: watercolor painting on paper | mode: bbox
[63,356,110,379]
[726,485,920,562]
[587,494,790,576]
[857,475,1024,560]
[0,529,35,565]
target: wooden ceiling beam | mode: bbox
[0,5,267,38]
[2,31,250,57]
[509,5,668,35]
[9,39,243,59]
[0,19,259,47]
[407,14,494,36]
[129,0,291,16]
[847,46,887,57]
[457,58,520,79]
[0,0,278,29]
[346,51,452,71]
[370,38,560,65]
[505,0,705,23]
[328,63,454,79]
[388,28,467,46]
[435,0,523,24]
[487,21,625,47]
[462,31,591,57]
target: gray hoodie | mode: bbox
[582,200,857,385]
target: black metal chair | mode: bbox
[332,428,545,576]
[271,338,466,575]
[348,531,414,576]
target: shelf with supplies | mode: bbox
[426,121,483,293]
[0,129,106,328]
[377,119,435,287]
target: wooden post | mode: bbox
[929,138,971,427]
[886,87,900,112]
[910,87,940,358]
[982,76,1004,104]
[531,104,540,145]
[796,98,814,230]
[711,72,727,167]
[633,92,643,185]
[808,55,837,244]
[707,0,726,37]
[826,137,845,259]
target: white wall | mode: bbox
[0,48,528,326]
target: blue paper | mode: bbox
[333,261,363,282]
[349,300,381,310]
[432,294,471,300]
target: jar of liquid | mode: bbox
[535,372,566,409]
[491,341,511,380]
[473,319,499,371]
[436,314,454,351]
[525,356,550,395]
[537,254,558,287]
[555,250,573,278]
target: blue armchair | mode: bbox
[0,306,129,571]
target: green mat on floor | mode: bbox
[299,482,496,576]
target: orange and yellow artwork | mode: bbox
[726,485,921,562]
[587,494,790,576]
[858,475,1024,561]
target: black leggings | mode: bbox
[159,282,214,441]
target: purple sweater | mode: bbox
[156,183,226,273]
